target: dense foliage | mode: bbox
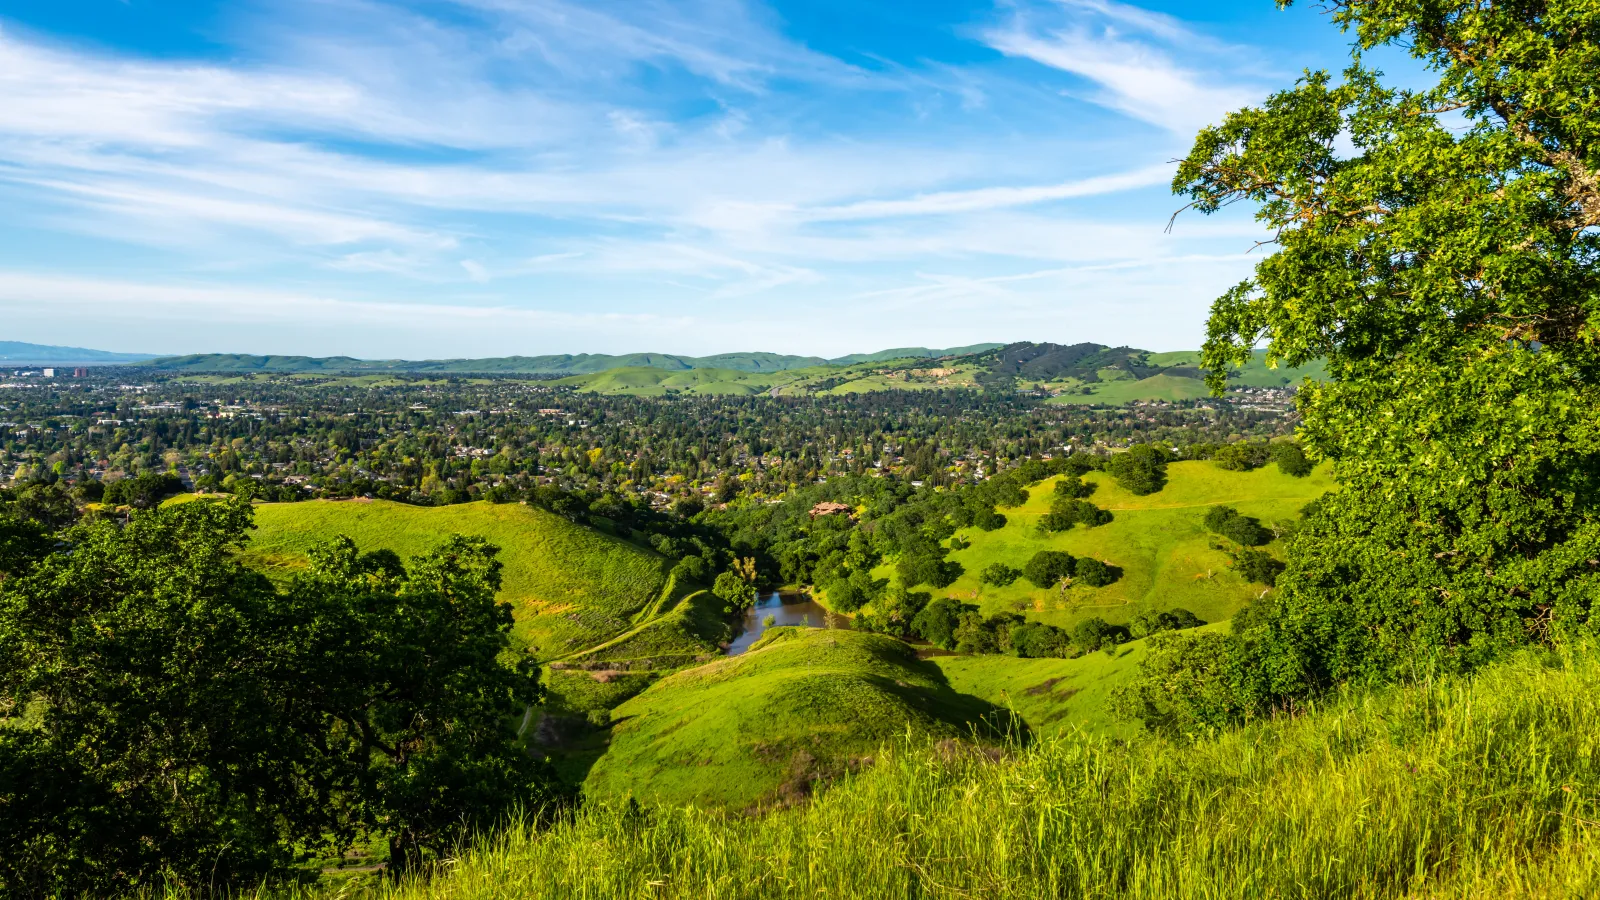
[1131,0,1600,732]
[0,499,557,895]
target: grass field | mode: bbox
[243,499,675,660]
[928,621,1233,740]
[885,460,1334,633]
[583,627,1011,810]
[224,648,1600,900]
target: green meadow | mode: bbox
[923,625,1231,741]
[894,460,1335,632]
[244,499,674,660]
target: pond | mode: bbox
[726,591,851,655]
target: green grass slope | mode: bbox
[905,461,1335,633]
[585,627,1011,809]
[553,367,782,396]
[341,652,1600,900]
[243,499,673,660]
[928,621,1232,740]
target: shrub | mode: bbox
[1073,557,1118,588]
[1203,506,1271,547]
[1040,497,1112,532]
[972,506,1007,531]
[1212,442,1271,472]
[1106,444,1172,495]
[1271,443,1313,478]
[1054,476,1096,499]
[1235,549,1285,586]
[1129,608,1205,639]
[909,597,967,649]
[1072,616,1127,652]
[979,563,1021,587]
[1023,550,1076,588]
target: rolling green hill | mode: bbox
[872,460,1334,635]
[143,343,1325,407]
[584,627,1012,809]
[242,499,677,660]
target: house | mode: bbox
[809,501,854,519]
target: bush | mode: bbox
[910,598,968,649]
[972,506,1007,531]
[1212,442,1271,472]
[1203,506,1272,547]
[1106,444,1172,496]
[897,554,963,589]
[979,563,1021,587]
[1235,549,1285,586]
[1053,476,1096,499]
[712,571,757,611]
[1023,550,1076,588]
[1073,557,1119,588]
[102,472,184,509]
[1129,608,1205,639]
[1010,622,1070,658]
[1040,497,1112,532]
[1271,443,1313,478]
[1072,616,1127,652]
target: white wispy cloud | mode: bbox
[0,0,1289,354]
[982,0,1260,135]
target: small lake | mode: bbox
[726,591,850,655]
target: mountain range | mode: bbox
[127,344,1006,375]
[0,341,159,365]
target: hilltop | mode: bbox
[583,627,1011,809]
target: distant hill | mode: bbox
[827,343,1005,364]
[142,344,1006,375]
[0,340,157,365]
[141,342,1326,406]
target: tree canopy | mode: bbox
[0,499,557,895]
[1138,0,1600,729]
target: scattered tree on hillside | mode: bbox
[979,563,1022,587]
[1203,506,1272,547]
[1106,444,1173,495]
[1023,550,1077,589]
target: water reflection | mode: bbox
[726,591,850,655]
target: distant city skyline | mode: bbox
[0,1,1400,357]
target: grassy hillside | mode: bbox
[882,460,1335,633]
[291,650,1600,900]
[927,621,1233,740]
[584,627,1011,810]
[243,499,674,660]
[552,366,783,396]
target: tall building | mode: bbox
[73,368,89,377]
[41,368,55,377]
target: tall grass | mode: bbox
[204,650,1600,899]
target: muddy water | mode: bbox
[726,591,850,655]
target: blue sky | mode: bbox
[0,0,1363,358]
